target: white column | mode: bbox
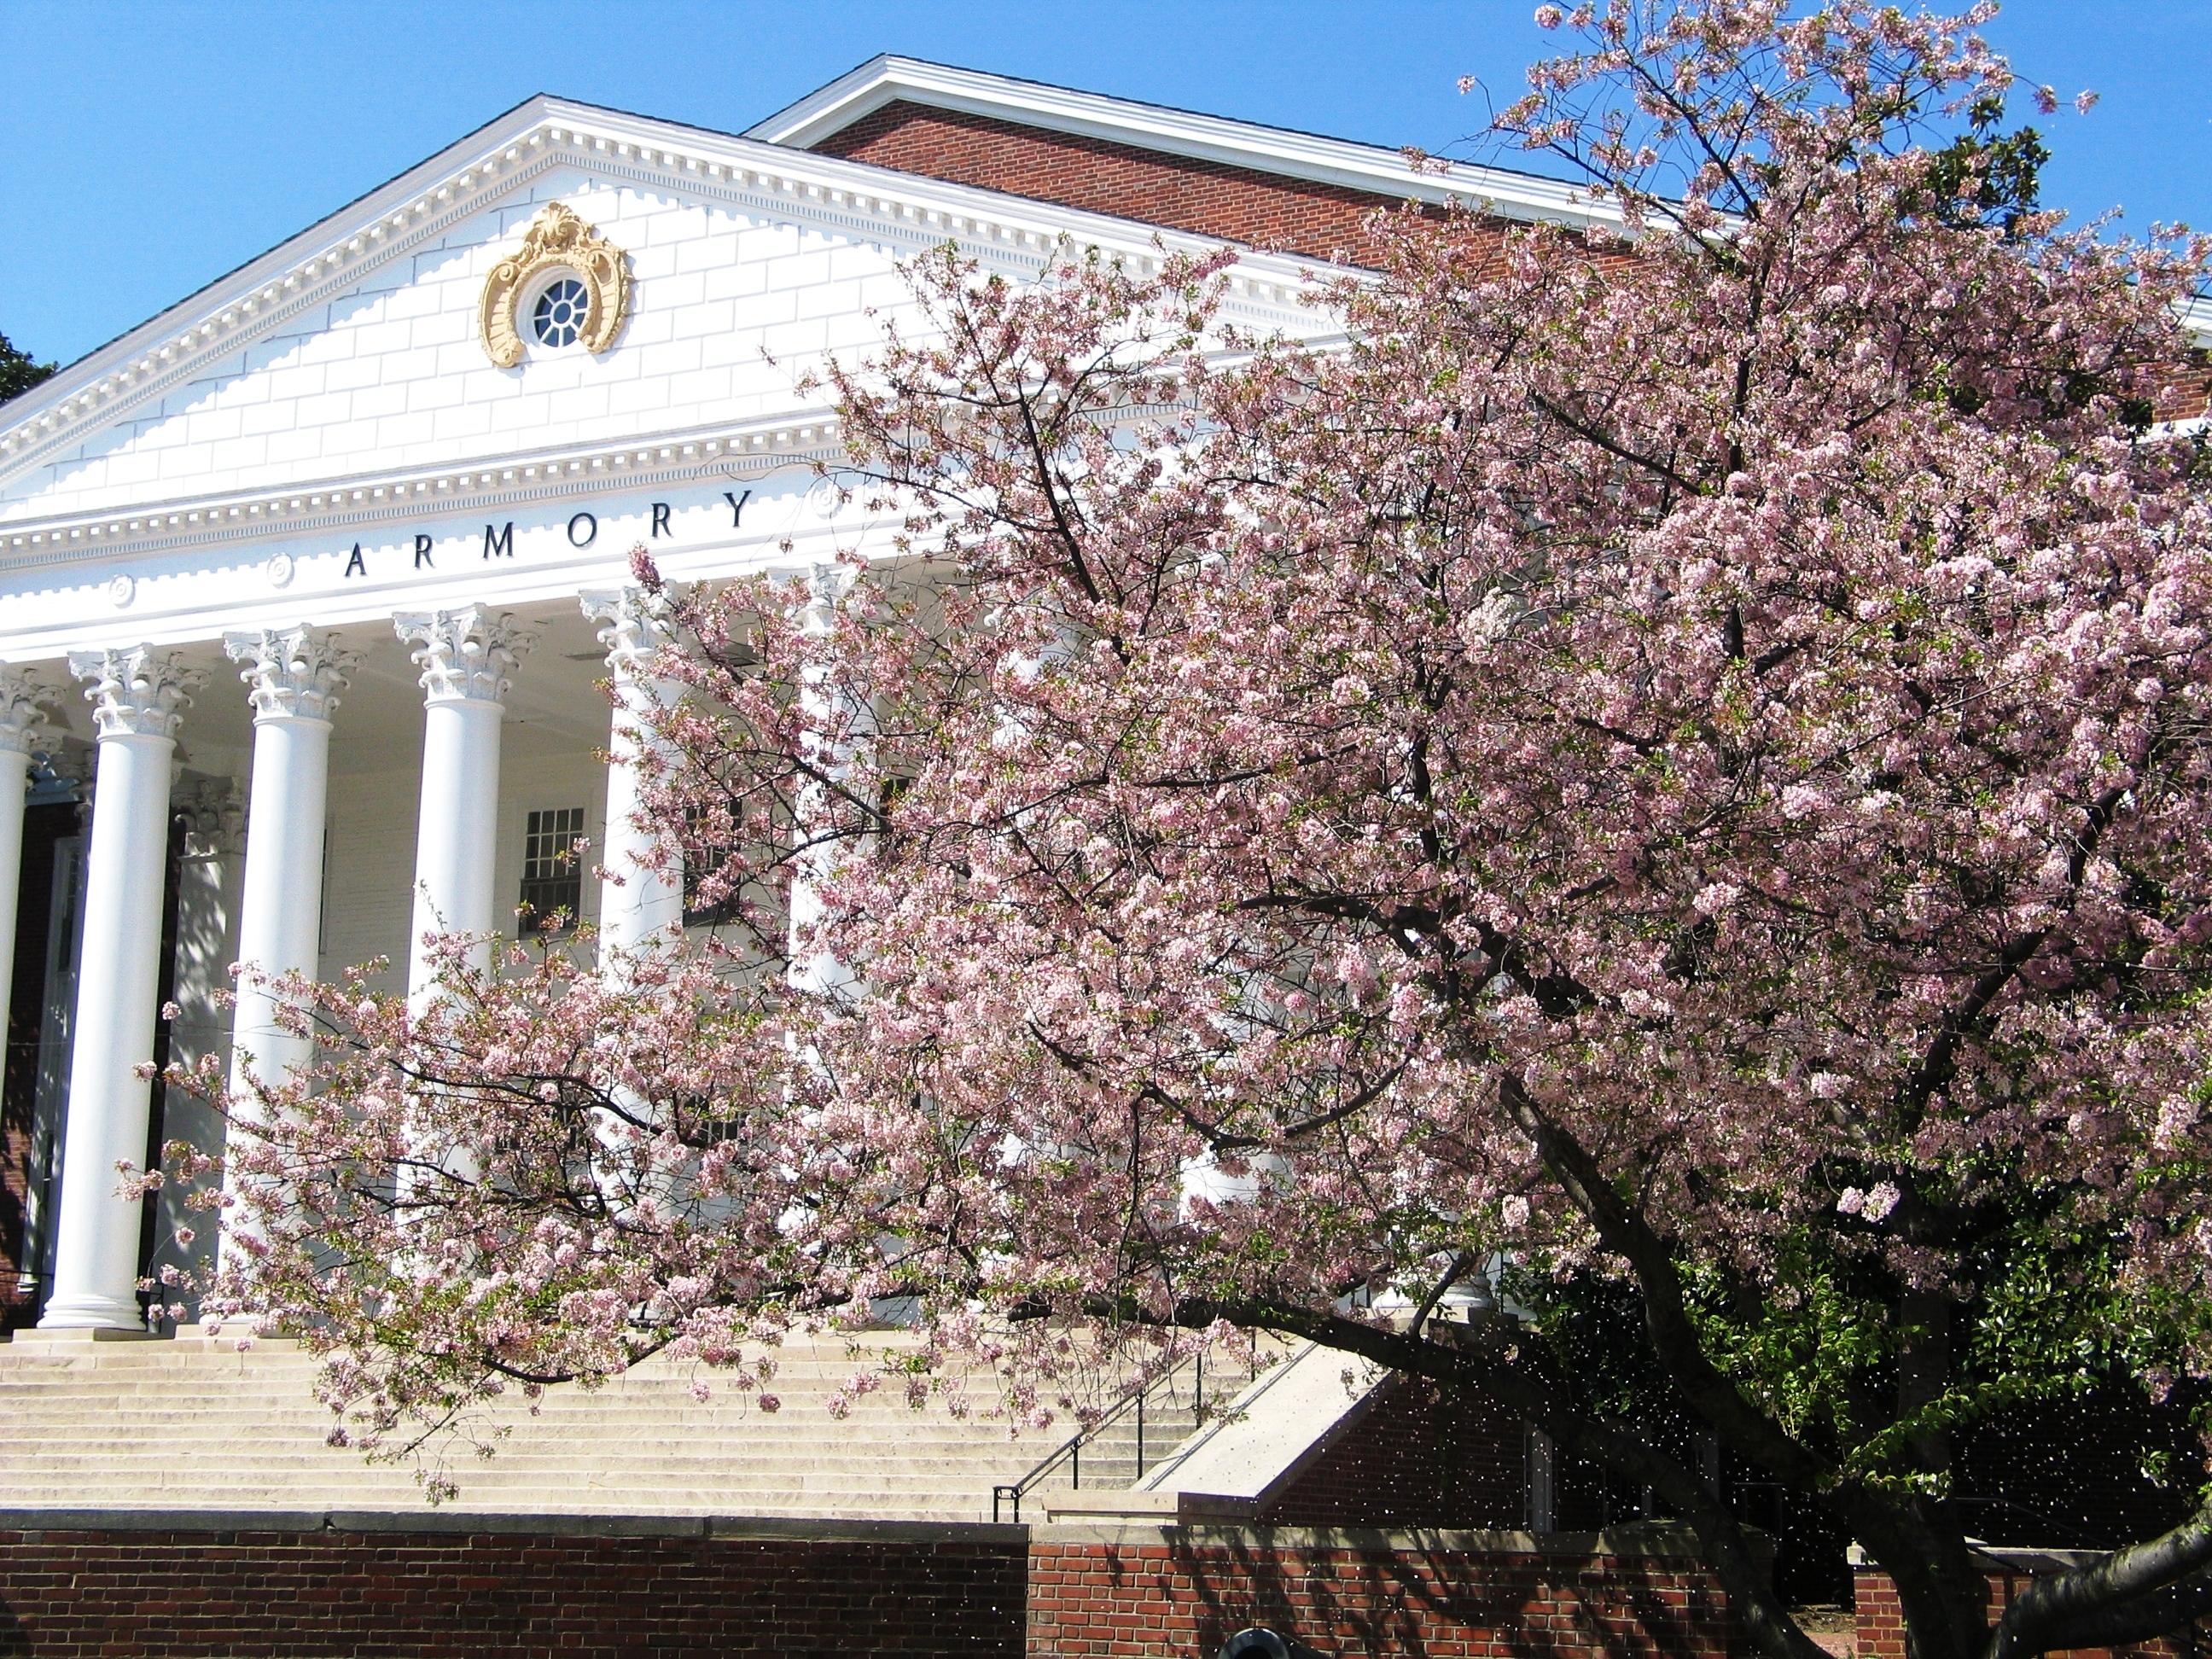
[393,608,533,1005]
[580,587,684,961]
[0,672,53,1110]
[789,563,863,1000]
[216,628,353,1273]
[40,647,203,1330]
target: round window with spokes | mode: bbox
[529,273,591,351]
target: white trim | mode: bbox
[2180,295,2212,351]
[0,95,1336,492]
[0,410,847,570]
[744,55,1619,230]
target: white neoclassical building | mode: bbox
[0,60,1623,1335]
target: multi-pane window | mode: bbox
[519,806,585,929]
[532,275,589,348]
[681,805,739,927]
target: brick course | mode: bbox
[0,1523,1026,1658]
[812,99,2212,428]
[812,99,1489,270]
[1257,1375,1526,1529]
[1029,1531,1738,1658]
[1854,1563,2204,1659]
[0,1516,1743,1658]
[2153,355,2212,423]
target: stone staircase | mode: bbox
[989,1342,1277,1520]
[0,1330,1163,1522]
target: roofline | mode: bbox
[742,54,1621,231]
[0,93,577,445]
[0,94,1341,484]
[2182,294,2212,351]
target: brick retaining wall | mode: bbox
[1031,1526,1739,1658]
[0,1511,1741,1658]
[1854,1558,2204,1659]
[0,1516,1027,1658]
[1255,1375,1526,1529]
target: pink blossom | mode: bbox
[133,14,2212,1655]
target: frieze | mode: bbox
[0,418,834,568]
[323,488,751,584]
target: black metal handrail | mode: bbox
[991,1348,1214,1524]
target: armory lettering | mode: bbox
[335,489,751,579]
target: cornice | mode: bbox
[0,97,1331,492]
[0,411,850,574]
[759,61,2212,352]
[2181,295,2212,352]
[744,55,1621,230]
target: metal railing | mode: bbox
[992,1348,1217,1524]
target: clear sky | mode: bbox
[3,0,2209,370]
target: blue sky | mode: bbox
[3,1,2209,369]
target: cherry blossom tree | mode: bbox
[156,4,2212,1656]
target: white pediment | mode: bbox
[0,96,1331,563]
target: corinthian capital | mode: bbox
[798,561,858,637]
[393,607,536,706]
[579,584,687,679]
[225,626,358,724]
[67,646,203,742]
[178,776,247,858]
[0,669,57,760]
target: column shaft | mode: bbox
[601,681,684,954]
[394,608,532,1006]
[790,563,863,999]
[218,628,353,1276]
[408,696,504,992]
[581,587,684,960]
[230,718,329,1070]
[42,648,200,1329]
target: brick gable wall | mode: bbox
[2153,357,2212,423]
[809,99,1492,270]
[806,101,2211,424]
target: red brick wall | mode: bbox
[1258,1375,1525,1528]
[810,99,1493,268]
[2152,355,2212,423]
[1028,1534,1738,1658]
[0,1523,1026,1657]
[1854,1565,2202,1659]
[810,102,2211,428]
[0,1516,1743,1659]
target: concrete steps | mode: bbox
[0,1331,1149,1522]
[0,1330,1265,1523]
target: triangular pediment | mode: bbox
[0,96,1331,557]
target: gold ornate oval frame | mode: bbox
[479,201,632,369]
